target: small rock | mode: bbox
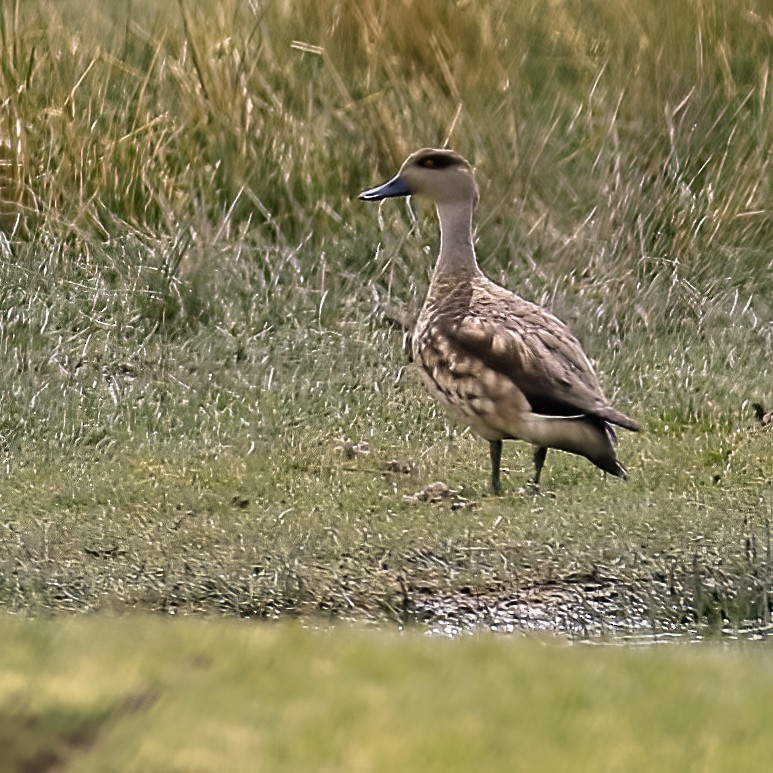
[404,481,477,510]
[340,440,370,459]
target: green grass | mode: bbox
[0,373,770,632]
[3,616,773,772]
[0,0,771,637]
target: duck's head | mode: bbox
[359,148,479,207]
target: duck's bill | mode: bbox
[358,175,411,201]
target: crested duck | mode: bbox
[359,148,639,492]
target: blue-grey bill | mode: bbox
[358,175,411,201]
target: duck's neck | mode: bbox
[431,199,480,285]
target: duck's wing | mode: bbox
[437,296,639,431]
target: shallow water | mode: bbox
[416,581,773,642]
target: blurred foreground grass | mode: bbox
[3,616,773,772]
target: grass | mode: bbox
[0,1,771,767]
[0,0,771,634]
[0,397,770,633]
[4,616,773,772]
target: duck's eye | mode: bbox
[419,154,457,170]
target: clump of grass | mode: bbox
[3,0,770,247]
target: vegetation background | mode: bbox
[0,0,771,768]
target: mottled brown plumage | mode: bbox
[360,148,639,492]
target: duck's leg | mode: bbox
[529,446,548,492]
[489,439,503,494]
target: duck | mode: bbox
[359,148,639,493]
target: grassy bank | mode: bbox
[4,616,773,771]
[0,0,770,633]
